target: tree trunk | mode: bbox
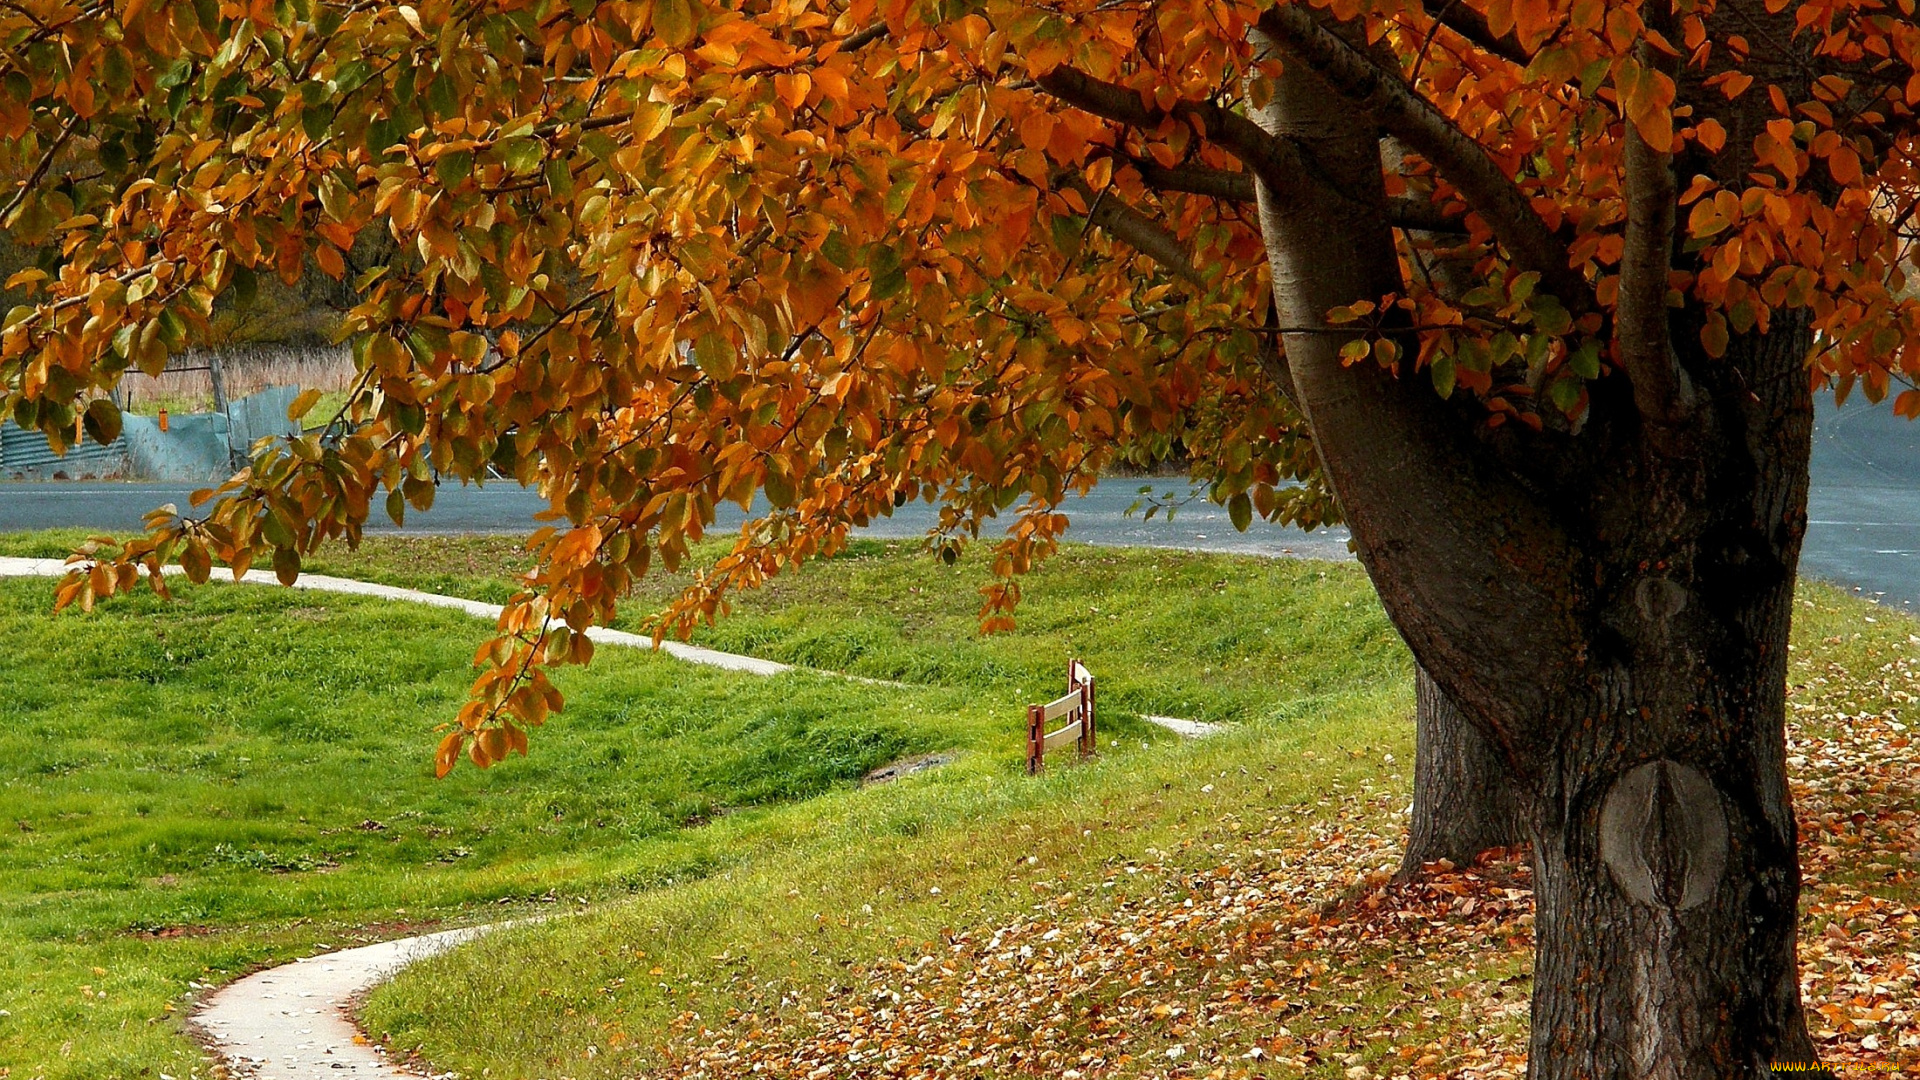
[1523,602,1826,1079]
[1244,27,1827,1075]
[1398,665,1526,879]
[1516,317,1826,1079]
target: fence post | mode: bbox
[1081,673,1096,757]
[208,351,230,414]
[1027,703,1044,775]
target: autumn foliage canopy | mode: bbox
[3,0,1917,773]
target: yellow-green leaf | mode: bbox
[83,400,123,446]
[286,387,323,422]
[652,0,698,46]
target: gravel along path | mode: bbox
[0,554,1218,1077]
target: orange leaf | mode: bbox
[773,72,810,110]
[651,0,698,47]
[480,726,509,763]
[435,731,463,778]
[314,242,345,280]
[1019,111,1055,153]
[1047,118,1087,164]
[182,541,211,584]
[1686,199,1730,239]
[812,64,848,106]
[1616,60,1676,153]
[1693,118,1726,154]
[1827,146,1862,186]
[273,545,301,587]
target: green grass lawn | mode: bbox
[0,531,1400,1079]
[2,530,1908,1079]
[0,569,1083,1080]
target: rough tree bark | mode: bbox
[1238,16,1825,1077]
[1516,314,1822,1079]
[1398,666,1527,879]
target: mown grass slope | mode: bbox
[0,531,1401,1079]
[0,571,1040,1079]
[5,530,1401,725]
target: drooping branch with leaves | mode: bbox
[5,0,1919,1073]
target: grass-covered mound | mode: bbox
[0,572,1039,1079]
[0,532,1400,1079]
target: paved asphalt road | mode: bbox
[0,474,1361,562]
[1807,394,1920,609]
[1,394,1913,604]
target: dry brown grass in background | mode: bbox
[117,344,357,415]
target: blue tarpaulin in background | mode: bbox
[0,421,130,480]
[0,387,302,482]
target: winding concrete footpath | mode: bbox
[0,556,788,675]
[0,554,1219,1078]
[190,927,493,1079]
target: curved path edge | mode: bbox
[0,556,1212,730]
[190,926,495,1079]
[0,554,1219,1078]
[0,555,789,674]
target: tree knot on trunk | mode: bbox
[1599,759,1729,911]
[1634,577,1689,630]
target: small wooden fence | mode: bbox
[1026,660,1096,774]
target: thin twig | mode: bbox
[1,112,82,224]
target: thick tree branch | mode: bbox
[833,21,889,54]
[1254,5,1594,316]
[1617,127,1689,420]
[1418,0,1534,67]
[1035,66,1316,204]
[1246,44,1584,753]
[1127,156,1467,233]
[1088,200,1203,285]
[1131,160,1256,202]
[1039,67,1473,240]
[1385,195,1470,234]
[1059,174,1203,285]
[1616,33,1697,431]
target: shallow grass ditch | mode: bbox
[360,680,1417,1080]
[0,570,1071,1080]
